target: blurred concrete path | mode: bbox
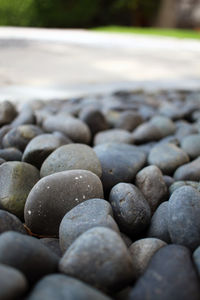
[0,27,200,102]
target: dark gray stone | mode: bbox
[25,170,104,236]
[168,186,200,250]
[148,143,189,175]
[120,232,132,247]
[0,210,27,234]
[132,123,162,144]
[40,238,62,257]
[147,202,171,243]
[174,157,200,181]
[94,129,134,146]
[0,125,12,147]
[0,161,40,218]
[94,143,146,193]
[115,111,143,131]
[40,143,102,178]
[0,101,17,126]
[193,246,200,277]
[26,274,111,300]
[163,175,174,187]
[59,198,119,252]
[59,227,134,293]
[0,231,58,284]
[129,245,200,300]
[135,165,168,213]
[109,183,151,236]
[0,158,5,165]
[0,147,22,161]
[181,134,200,159]
[0,263,28,300]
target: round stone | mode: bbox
[0,231,58,284]
[135,165,168,213]
[59,198,119,252]
[163,175,174,187]
[40,238,62,257]
[0,210,27,234]
[174,157,200,181]
[129,238,167,278]
[115,111,143,131]
[147,202,171,243]
[148,143,189,175]
[132,123,162,144]
[0,263,28,300]
[193,246,200,277]
[0,161,40,218]
[168,186,200,250]
[59,227,134,293]
[150,116,176,137]
[0,148,22,161]
[0,101,17,126]
[109,183,151,236]
[11,103,36,127]
[180,134,200,159]
[24,170,104,236]
[169,180,200,195]
[22,133,68,169]
[40,144,102,178]
[26,274,111,300]
[94,129,134,146]
[94,143,146,193]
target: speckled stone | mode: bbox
[174,157,200,181]
[24,170,104,236]
[59,227,134,293]
[40,144,102,178]
[94,129,134,146]
[180,134,200,159]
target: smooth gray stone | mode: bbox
[115,111,143,131]
[0,101,17,126]
[0,263,28,300]
[40,143,102,178]
[59,198,119,252]
[94,143,146,193]
[163,175,174,187]
[22,133,68,169]
[0,210,27,234]
[150,116,176,137]
[0,125,12,147]
[59,227,134,293]
[25,170,104,236]
[11,104,36,127]
[26,274,111,300]
[0,231,58,284]
[0,161,40,218]
[148,143,189,175]
[169,180,200,195]
[94,129,134,146]
[193,246,200,277]
[129,245,200,300]
[147,202,171,243]
[129,238,166,278]
[40,238,62,257]
[168,186,200,250]
[135,165,167,213]
[0,158,5,165]
[0,147,22,161]
[109,183,151,236]
[132,123,162,144]
[181,134,200,159]
[174,157,200,181]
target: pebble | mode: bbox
[0,157,5,165]
[94,143,146,193]
[0,263,28,300]
[193,246,200,277]
[26,274,111,300]
[174,157,200,181]
[59,227,134,293]
[135,165,168,213]
[148,143,189,175]
[59,198,119,252]
[0,210,27,234]
[169,180,200,194]
[150,115,176,137]
[22,133,68,169]
[11,103,36,127]
[168,186,200,250]
[94,129,134,145]
[129,238,167,278]
[24,170,104,236]
[0,161,40,218]
[163,175,174,187]
[40,238,62,257]
[147,201,171,243]
[129,245,200,300]
[109,183,151,236]
[0,125,12,147]
[180,134,200,159]
[0,147,22,161]
[0,231,58,284]
[0,101,17,126]
[40,143,102,178]
[115,111,143,131]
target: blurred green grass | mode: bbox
[92,26,200,40]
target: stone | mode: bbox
[59,198,119,252]
[168,186,200,250]
[147,202,171,243]
[129,245,200,300]
[174,157,200,181]
[0,101,17,126]
[22,133,68,169]
[129,238,167,278]
[0,158,5,165]
[43,115,91,144]
[163,175,174,187]
[0,125,12,147]
[169,180,200,194]
[40,144,102,178]
[26,274,111,300]
[0,161,40,218]
[193,246,200,277]
[94,143,146,193]
[0,231,58,284]
[150,116,176,137]
[59,227,134,293]
[175,120,198,141]
[132,123,162,144]
[2,125,43,151]
[109,183,151,236]
[40,238,62,257]
[0,210,27,234]
[181,134,200,159]
[25,170,104,236]
[120,233,132,247]
[0,148,22,161]
[94,129,134,145]
[148,143,189,175]
[115,111,143,131]
[11,103,36,127]
[135,165,168,213]
[0,263,28,300]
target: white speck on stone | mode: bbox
[28,210,31,215]
[47,186,50,189]
[79,175,83,179]
[88,185,90,188]
[92,219,96,222]
[83,195,86,199]
[75,198,79,202]
[75,177,79,180]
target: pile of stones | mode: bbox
[0,89,200,300]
